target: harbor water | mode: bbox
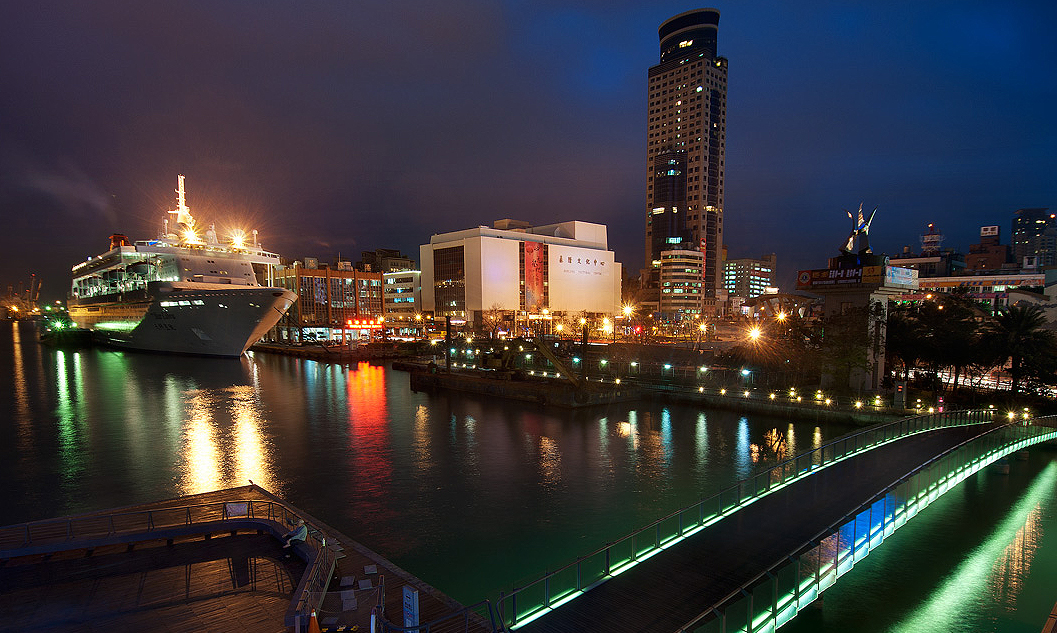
[3,320,1056,629]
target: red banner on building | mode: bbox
[523,241,546,309]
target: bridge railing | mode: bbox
[496,409,996,629]
[679,418,1057,633]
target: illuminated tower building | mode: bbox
[645,8,727,315]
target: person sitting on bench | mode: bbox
[282,519,308,548]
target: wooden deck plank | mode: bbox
[0,533,301,632]
[1,485,488,632]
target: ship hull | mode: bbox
[69,281,295,357]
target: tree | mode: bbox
[818,306,873,394]
[480,303,507,340]
[985,304,1056,396]
[885,302,923,383]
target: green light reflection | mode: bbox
[891,461,1057,632]
[54,350,87,485]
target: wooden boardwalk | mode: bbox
[516,424,995,633]
[0,485,491,632]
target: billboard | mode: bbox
[547,244,617,313]
[981,225,999,237]
[796,265,917,290]
[523,241,546,309]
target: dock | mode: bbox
[0,485,495,632]
[408,366,643,407]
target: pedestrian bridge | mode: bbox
[497,410,1057,633]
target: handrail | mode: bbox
[677,417,1057,631]
[0,497,336,630]
[374,597,507,633]
[496,408,996,628]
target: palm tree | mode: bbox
[985,305,1055,395]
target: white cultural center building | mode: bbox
[421,219,622,330]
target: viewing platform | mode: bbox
[0,485,493,632]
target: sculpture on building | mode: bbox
[841,203,878,254]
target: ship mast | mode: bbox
[169,174,200,243]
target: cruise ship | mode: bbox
[68,176,296,357]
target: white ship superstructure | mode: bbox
[68,176,296,357]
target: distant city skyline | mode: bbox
[1,1,1054,300]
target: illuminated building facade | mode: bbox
[273,259,382,342]
[1011,208,1056,268]
[906,272,1044,310]
[724,254,775,299]
[659,248,704,320]
[383,270,422,333]
[645,8,727,315]
[421,220,621,329]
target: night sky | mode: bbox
[2,1,1054,301]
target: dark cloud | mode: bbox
[1,1,1054,298]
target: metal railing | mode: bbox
[0,497,337,630]
[678,417,1057,632]
[496,409,996,629]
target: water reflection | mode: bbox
[230,386,275,491]
[343,362,394,523]
[892,462,1057,632]
[181,388,222,494]
[3,333,861,607]
[735,417,751,478]
[54,350,86,486]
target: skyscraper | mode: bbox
[645,8,727,315]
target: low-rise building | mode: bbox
[966,226,1012,273]
[724,254,776,300]
[273,259,383,342]
[383,270,422,335]
[356,248,416,273]
[905,272,1045,311]
[659,248,704,321]
[420,220,622,332]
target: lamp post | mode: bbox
[622,304,634,340]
